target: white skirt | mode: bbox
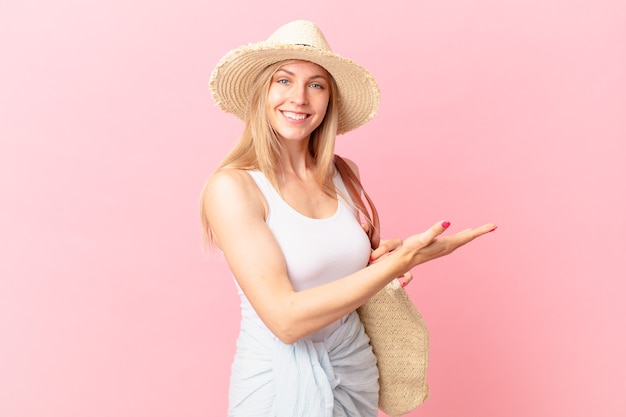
[228,311,379,417]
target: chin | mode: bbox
[277,130,314,142]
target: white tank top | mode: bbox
[240,170,372,341]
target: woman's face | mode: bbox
[266,60,331,143]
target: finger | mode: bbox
[370,238,402,263]
[399,271,413,288]
[442,223,498,252]
[374,239,402,256]
[422,220,452,243]
[461,223,498,240]
[360,222,370,234]
[402,220,453,253]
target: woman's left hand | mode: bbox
[368,238,413,287]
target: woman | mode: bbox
[201,20,496,416]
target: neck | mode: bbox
[277,137,313,179]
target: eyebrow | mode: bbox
[275,68,329,81]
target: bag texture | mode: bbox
[334,155,430,416]
[357,279,430,416]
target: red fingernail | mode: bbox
[489,226,498,232]
[442,221,451,229]
[401,280,407,288]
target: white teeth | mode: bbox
[283,111,307,120]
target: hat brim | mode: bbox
[210,43,380,135]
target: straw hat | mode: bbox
[209,20,380,135]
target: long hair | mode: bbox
[200,60,341,245]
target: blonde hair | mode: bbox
[200,60,341,245]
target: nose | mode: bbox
[290,83,308,105]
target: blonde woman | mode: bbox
[201,20,496,417]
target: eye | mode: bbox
[310,82,324,89]
[277,78,289,85]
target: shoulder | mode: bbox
[335,155,361,180]
[343,157,360,178]
[202,168,267,225]
[205,168,255,196]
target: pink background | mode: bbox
[2,1,625,416]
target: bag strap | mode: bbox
[334,154,380,249]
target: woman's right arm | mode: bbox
[203,168,396,343]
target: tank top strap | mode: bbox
[247,170,281,202]
[247,170,290,224]
[332,170,354,208]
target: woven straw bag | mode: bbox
[334,155,430,416]
[357,279,430,416]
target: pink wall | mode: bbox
[1,1,625,416]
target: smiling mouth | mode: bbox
[281,111,310,121]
